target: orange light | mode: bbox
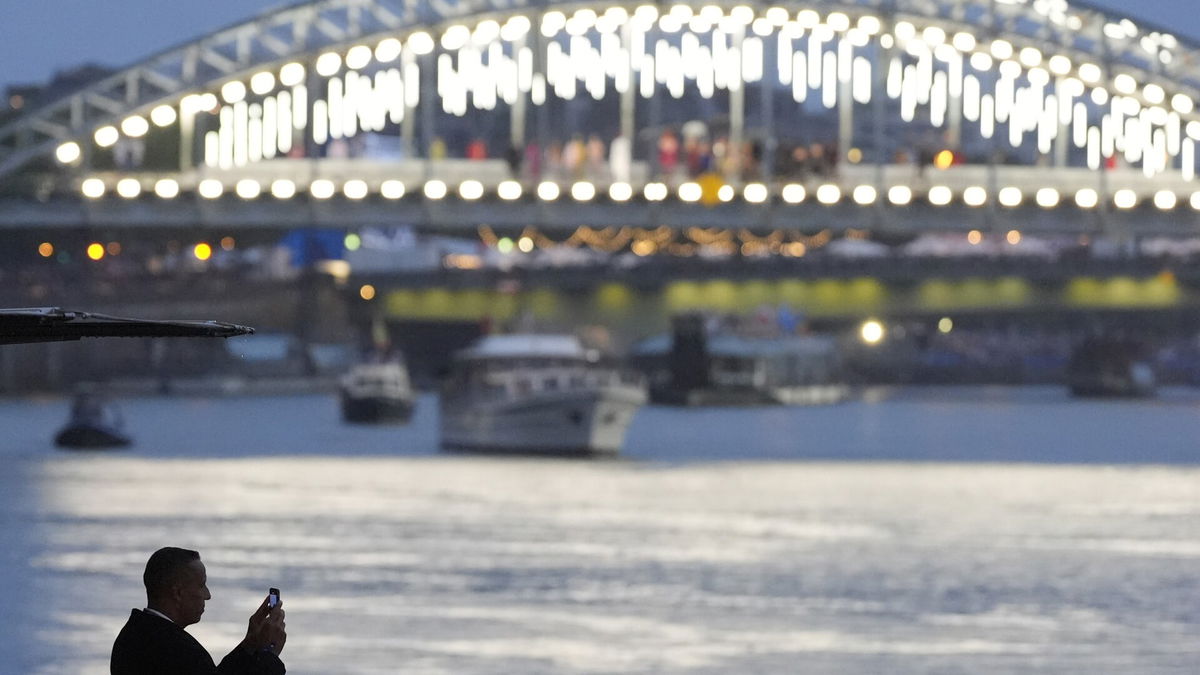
[359,284,377,300]
[967,230,983,245]
[193,242,212,261]
[86,243,105,261]
[38,242,54,257]
[631,240,656,256]
[1006,230,1021,245]
[934,150,955,170]
[106,241,121,256]
[220,236,235,251]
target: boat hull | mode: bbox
[652,384,850,406]
[340,393,415,424]
[440,388,643,457]
[55,423,131,449]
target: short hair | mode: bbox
[143,547,200,599]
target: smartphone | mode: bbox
[268,587,280,609]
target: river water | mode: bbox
[2,387,1198,674]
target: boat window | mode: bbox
[543,378,559,390]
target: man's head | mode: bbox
[143,547,210,627]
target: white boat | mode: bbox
[439,334,646,457]
[340,362,415,423]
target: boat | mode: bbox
[340,361,415,423]
[630,313,849,406]
[55,392,132,449]
[439,334,646,457]
[1066,335,1156,397]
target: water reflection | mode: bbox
[4,392,1200,673]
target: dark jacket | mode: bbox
[111,609,285,675]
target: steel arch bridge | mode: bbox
[4,0,1200,238]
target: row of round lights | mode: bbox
[77,177,1200,210]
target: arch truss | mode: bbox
[5,0,1200,219]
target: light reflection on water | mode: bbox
[2,389,1200,674]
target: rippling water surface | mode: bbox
[2,388,1199,674]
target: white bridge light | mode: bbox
[235,179,261,199]
[310,179,336,199]
[423,180,448,200]
[94,126,119,147]
[55,142,81,164]
[198,179,224,199]
[571,182,596,201]
[781,184,806,204]
[150,105,177,127]
[887,185,912,205]
[121,115,149,138]
[154,179,179,199]
[608,182,632,201]
[459,180,484,200]
[536,181,561,201]
[497,180,522,200]
[678,182,702,202]
[343,179,369,200]
[271,179,297,199]
[116,178,142,199]
[381,180,406,199]
[81,178,106,198]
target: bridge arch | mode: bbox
[4,0,1200,229]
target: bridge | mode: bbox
[3,0,1200,240]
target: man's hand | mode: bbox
[243,595,287,656]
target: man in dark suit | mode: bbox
[111,547,287,674]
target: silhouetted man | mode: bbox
[111,547,286,674]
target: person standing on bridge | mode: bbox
[111,547,286,675]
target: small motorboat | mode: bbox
[55,392,132,449]
[339,361,416,424]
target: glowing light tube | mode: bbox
[233,101,248,167]
[901,65,917,122]
[887,58,901,99]
[822,50,836,108]
[248,109,263,163]
[292,85,307,130]
[778,34,793,85]
[808,33,822,88]
[963,75,980,122]
[277,90,293,154]
[792,52,807,102]
[262,97,277,159]
[219,106,233,169]
[1087,126,1101,169]
[341,74,359,136]
[404,61,420,108]
[931,71,947,127]
[1073,102,1088,148]
[980,94,995,139]
[205,131,219,167]
[852,57,871,104]
[312,99,328,144]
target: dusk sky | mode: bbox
[0,0,1197,89]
